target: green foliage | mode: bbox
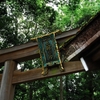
[55,0,100,30]
[15,77,61,100]
[61,72,100,100]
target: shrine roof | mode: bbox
[64,11,100,61]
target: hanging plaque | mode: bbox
[37,33,64,75]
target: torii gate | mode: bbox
[0,12,100,100]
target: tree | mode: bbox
[55,0,100,30]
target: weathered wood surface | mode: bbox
[0,60,17,100]
[0,61,83,84]
[66,31,100,61]
[0,60,99,84]
[11,61,85,84]
[0,28,79,66]
[64,13,100,61]
[92,49,100,61]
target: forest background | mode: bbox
[0,0,100,100]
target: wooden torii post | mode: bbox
[0,12,100,100]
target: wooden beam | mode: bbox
[0,28,79,66]
[11,58,100,84]
[12,61,84,84]
[12,59,100,84]
[0,45,39,66]
[92,49,100,61]
[66,31,100,61]
[0,61,83,84]
[0,60,17,100]
[0,60,100,84]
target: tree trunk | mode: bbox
[60,76,63,100]
[87,72,94,100]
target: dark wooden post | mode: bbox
[0,60,17,100]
